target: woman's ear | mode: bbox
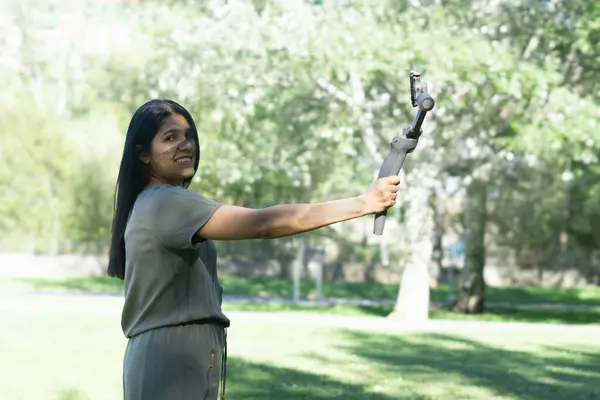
[136,145,150,165]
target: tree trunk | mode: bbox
[389,163,436,324]
[430,173,448,288]
[451,178,487,314]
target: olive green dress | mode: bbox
[121,184,230,400]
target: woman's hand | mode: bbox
[359,176,401,215]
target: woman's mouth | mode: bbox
[175,156,193,165]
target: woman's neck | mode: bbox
[146,175,183,188]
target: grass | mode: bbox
[10,274,600,306]
[5,274,600,326]
[220,302,600,325]
[1,292,599,400]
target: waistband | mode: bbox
[178,317,230,328]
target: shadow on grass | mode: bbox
[485,285,600,306]
[333,330,600,400]
[225,356,396,400]
[222,302,600,325]
[541,345,600,361]
[431,306,600,325]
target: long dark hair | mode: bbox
[107,99,200,279]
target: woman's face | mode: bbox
[140,113,198,186]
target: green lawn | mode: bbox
[6,275,600,326]
[11,274,600,306]
[1,293,599,400]
[220,302,600,325]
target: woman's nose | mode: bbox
[174,138,196,152]
[180,139,193,149]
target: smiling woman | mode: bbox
[106,99,401,400]
[139,112,199,185]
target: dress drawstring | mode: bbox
[220,328,228,400]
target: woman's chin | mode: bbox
[181,168,196,179]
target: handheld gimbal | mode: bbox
[373,71,436,235]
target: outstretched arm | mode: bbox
[197,197,363,240]
[197,175,401,240]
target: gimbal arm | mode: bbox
[373,72,435,235]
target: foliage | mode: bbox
[0,0,598,286]
[0,98,74,251]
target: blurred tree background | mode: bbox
[0,0,598,315]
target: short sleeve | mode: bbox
[149,185,222,249]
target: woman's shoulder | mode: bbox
[140,183,190,202]
[138,184,219,210]
[144,183,185,195]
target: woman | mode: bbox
[107,99,401,400]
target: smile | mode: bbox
[175,156,192,163]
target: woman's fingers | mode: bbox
[383,175,401,185]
